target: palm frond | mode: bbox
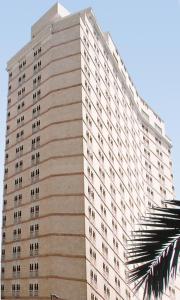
[127,200,180,299]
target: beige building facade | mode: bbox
[1,3,179,300]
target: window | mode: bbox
[85,113,92,128]
[108,151,114,164]
[87,186,94,202]
[13,245,21,258]
[169,286,175,299]
[114,256,119,269]
[84,49,90,63]
[155,136,161,145]
[17,115,24,126]
[14,194,22,208]
[86,148,93,162]
[90,269,97,284]
[87,166,94,182]
[85,96,91,111]
[8,98,11,105]
[1,249,5,260]
[32,120,40,132]
[103,262,109,276]
[30,224,39,237]
[14,210,22,224]
[98,150,104,164]
[113,237,119,252]
[33,60,41,72]
[34,46,41,57]
[7,111,10,119]
[14,177,22,189]
[89,226,96,242]
[12,284,20,297]
[16,130,24,142]
[112,219,118,233]
[17,101,25,113]
[6,138,9,147]
[31,169,40,183]
[31,152,40,165]
[12,264,21,278]
[13,228,21,241]
[15,160,23,172]
[18,73,26,85]
[102,242,108,257]
[19,59,26,70]
[3,199,7,210]
[143,135,149,146]
[144,148,150,159]
[99,166,105,181]
[84,80,91,93]
[31,186,40,200]
[33,75,41,87]
[1,266,5,278]
[110,184,116,199]
[32,105,40,117]
[17,87,25,98]
[29,283,39,297]
[30,205,39,218]
[121,216,127,228]
[89,247,96,261]
[4,167,8,176]
[91,293,98,300]
[88,206,95,221]
[115,276,121,289]
[32,136,40,150]
[94,57,100,69]
[100,204,106,218]
[5,153,9,162]
[4,183,7,194]
[30,242,39,256]
[2,231,6,243]
[30,262,39,276]
[84,64,90,77]
[160,186,166,196]
[101,222,107,237]
[86,130,93,144]
[104,284,110,298]
[6,124,10,133]
[125,289,131,300]
[33,89,41,102]
[147,186,154,198]
[111,202,117,216]
[98,133,104,146]
[100,185,106,199]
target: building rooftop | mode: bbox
[31,2,70,39]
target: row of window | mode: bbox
[2,223,39,243]
[7,104,41,137]
[85,130,168,197]
[83,27,168,157]
[83,65,172,183]
[3,186,40,225]
[8,45,41,81]
[2,242,39,260]
[1,283,39,296]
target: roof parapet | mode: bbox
[31,2,70,39]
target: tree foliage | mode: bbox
[127,200,180,299]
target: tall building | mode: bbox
[1,3,179,300]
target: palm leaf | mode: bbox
[127,200,180,299]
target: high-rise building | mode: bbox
[1,3,179,300]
